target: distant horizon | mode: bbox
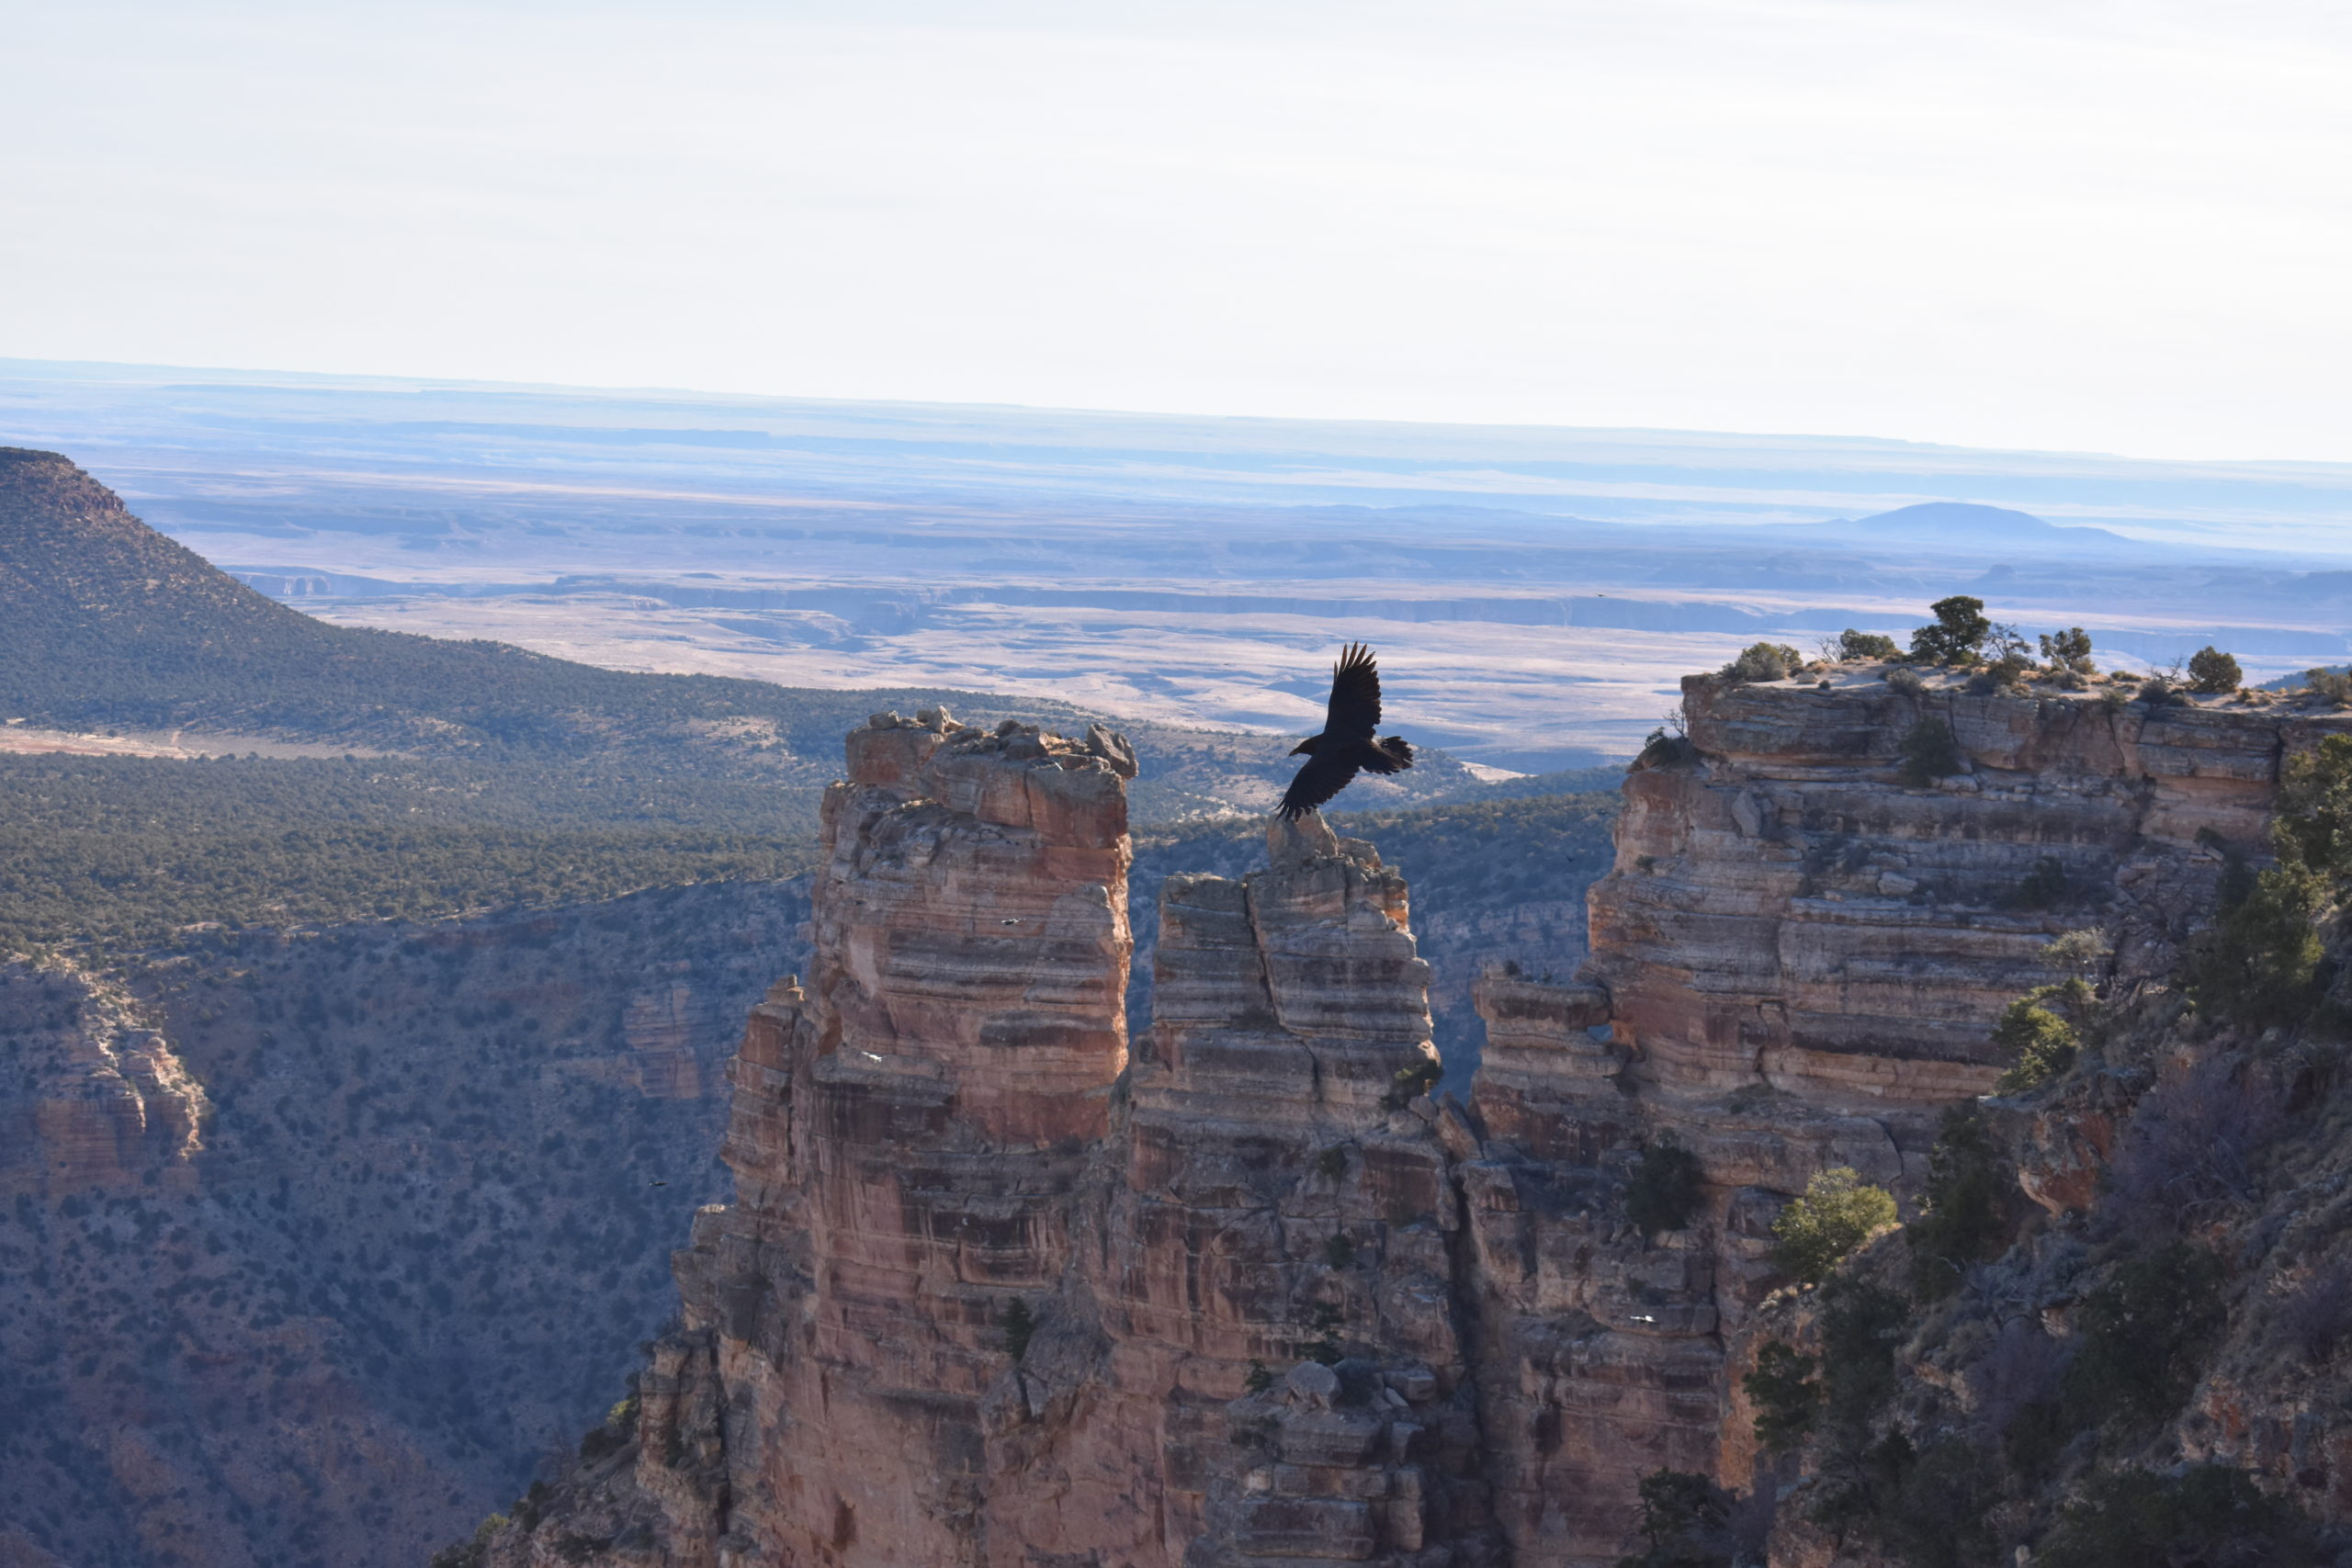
[7,355,2350,563]
[6,351,2351,475]
[7,3,2350,463]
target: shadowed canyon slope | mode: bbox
[481,672,2352,1567]
[0,885,811,1568]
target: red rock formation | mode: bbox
[496,677,2352,1568]
[501,738,1497,1567]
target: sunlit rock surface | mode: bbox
[491,678,2352,1568]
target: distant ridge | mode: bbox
[0,446,963,759]
[0,448,1502,820]
[1834,500,2129,548]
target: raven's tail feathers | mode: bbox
[1362,736,1415,774]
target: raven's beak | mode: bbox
[1288,741,1308,756]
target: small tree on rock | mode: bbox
[1722,642,1804,682]
[2188,647,2242,694]
[1898,718,1962,784]
[1769,1167,1897,1285]
[1838,629,1901,661]
[1910,596,1991,666]
[2040,626,2097,675]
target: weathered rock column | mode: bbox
[1046,814,1491,1568]
[650,711,1137,1568]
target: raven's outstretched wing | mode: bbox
[1279,750,1360,821]
[1323,642,1382,741]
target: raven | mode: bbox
[1277,642,1415,820]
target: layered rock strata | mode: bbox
[496,677,2352,1568]
[499,723,1497,1567]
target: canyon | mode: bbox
[0,884,810,1568]
[482,668,2351,1567]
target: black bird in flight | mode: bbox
[1278,642,1415,820]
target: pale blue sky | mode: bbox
[6,1,2351,461]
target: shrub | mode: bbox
[2006,856,2070,909]
[1907,1105,2018,1297]
[1860,1437,1997,1568]
[1001,1298,1035,1363]
[2100,1057,2282,1239]
[2040,626,2097,674]
[2136,678,2188,707]
[1243,1359,1272,1393]
[1618,1469,1731,1568]
[2304,667,2352,705]
[1991,1000,2077,1094]
[2272,1258,2352,1364]
[1885,665,1927,695]
[2064,1242,2226,1432]
[1624,1139,1704,1237]
[1897,719,1962,785]
[1818,1277,1910,1438]
[1745,1341,1819,1451]
[1838,629,1901,660]
[2191,863,2328,1027]
[1910,595,1991,665]
[1315,1145,1349,1180]
[1323,1231,1357,1268]
[1384,1055,1442,1108]
[1769,1168,1898,1285]
[1722,642,1804,683]
[2273,732,2352,880]
[2188,647,2242,694]
[1966,653,2033,694]
[2041,928,2111,979]
[2036,1465,2319,1568]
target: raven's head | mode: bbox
[1288,735,1321,756]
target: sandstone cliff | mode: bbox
[474,671,2352,1568]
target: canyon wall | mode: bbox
[487,674,2351,1568]
[0,883,808,1568]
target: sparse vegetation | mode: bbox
[0,752,814,953]
[1001,1299,1036,1363]
[1745,1341,1819,1451]
[1624,1138,1704,1238]
[1769,1168,1897,1285]
[2304,668,2352,705]
[2063,1242,2225,1433]
[2192,733,2352,1026]
[2039,626,2096,675]
[2188,647,2242,694]
[2005,855,2071,910]
[1722,642,1804,682]
[1897,718,1962,785]
[1837,629,1902,660]
[2037,1465,2318,1568]
[1909,595,1991,666]
[1905,1106,2019,1296]
[1991,998,2078,1093]
[1616,1469,1731,1568]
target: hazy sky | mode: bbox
[6,1,2351,462]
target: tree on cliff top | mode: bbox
[2188,647,2242,694]
[1909,596,1991,666]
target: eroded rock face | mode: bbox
[0,962,209,1197]
[496,680,2352,1568]
[503,736,1498,1567]
[1589,673,2331,1108]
